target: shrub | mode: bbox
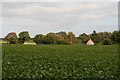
[103,38,112,45]
[56,40,66,44]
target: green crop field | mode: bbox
[2,44,119,79]
[0,41,7,44]
[0,40,36,45]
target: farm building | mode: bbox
[86,39,94,45]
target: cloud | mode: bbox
[3,2,117,18]
[2,0,119,2]
[2,2,118,38]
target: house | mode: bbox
[86,39,94,45]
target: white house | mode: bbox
[86,39,94,45]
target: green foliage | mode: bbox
[56,40,66,44]
[73,38,81,43]
[56,31,67,39]
[67,32,75,38]
[4,32,18,44]
[56,35,66,44]
[111,30,120,43]
[33,34,44,44]
[102,38,112,45]
[67,32,76,44]
[3,30,120,45]
[43,33,59,44]
[18,31,30,44]
[2,44,119,79]
[90,31,101,43]
[97,32,111,41]
[78,33,90,43]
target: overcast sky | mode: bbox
[1,1,118,38]
[1,0,119,2]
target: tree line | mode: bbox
[4,30,120,45]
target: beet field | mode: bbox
[2,44,119,79]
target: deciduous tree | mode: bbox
[67,32,76,44]
[90,30,100,43]
[4,32,18,44]
[43,33,59,44]
[56,35,66,44]
[78,33,90,43]
[111,30,120,43]
[18,31,30,44]
[56,31,67,39]
[33,34,44,44]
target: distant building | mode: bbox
[86,39,94,45]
